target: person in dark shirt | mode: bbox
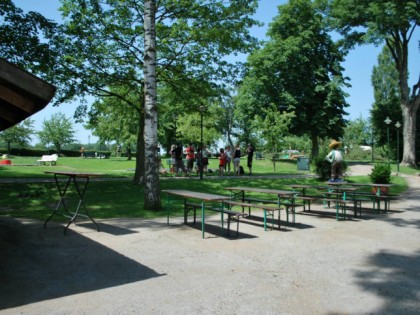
[246,143,254,175]
[174,143,186,175]
[233,144,241,175]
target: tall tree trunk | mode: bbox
[143,0,161,210]
[311,134,319,158]
[390,38,419,167]
[400,99,419,166]
[133,112,145,185]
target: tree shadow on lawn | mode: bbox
[0,217,163,310]
[354,249,420,314]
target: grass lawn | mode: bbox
[0,156,409,222]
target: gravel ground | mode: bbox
[1,165,419,314]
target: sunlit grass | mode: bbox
[0,155,411,222]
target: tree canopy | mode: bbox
[0,119,34,154]
[38,113,75,153]
[0,0,58,80]
[236,0,349,157]
[326,0,420,166]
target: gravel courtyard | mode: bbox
[1,165,419,314]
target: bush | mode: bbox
[369,163,391,184]
[312,150,348,181]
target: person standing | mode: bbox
[174,143,187,175]
[169,144,176,173]
[195,148,203,175]
[246,143,254,175]
[219,148,226,176]
[326,139,344,182]
[186,143,195,173]
[225,145,232,173]
[202,145,209,173]
[233,144,241,175]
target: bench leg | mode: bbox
[286,205,295,225]
[183,206,197,224]
[303,199,312,212]
[225,214,240,237]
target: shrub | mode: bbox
[313,150,348,181]
[369,163,391,184]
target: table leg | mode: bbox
[201,201,205,239]
[44,174,72,229]
[44,175,100,234]
[64,176,100,234]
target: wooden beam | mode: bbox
[0,85,37,113]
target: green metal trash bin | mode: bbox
[297,156,310,171]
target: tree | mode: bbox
[56,0,260,209]
[143,0,160,209]
[0,119,34,154]
[236,0,349,158]
[253,104,295,172]
[343,116,372,147]
[85,88,140,152]
[38,113,75,153]
[327,0,420,166]
[0,0,58,80]
[371,46,402,156]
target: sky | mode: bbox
[12,0,420,145]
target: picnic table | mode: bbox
[224,187,299,228]
[342,183,396,212]
[43,171,103,234]
[162,189,235,238]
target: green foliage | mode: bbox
[0,159,408,219]
[369,163,391,184]
[328,0,420,166]
[312,154,332,181]
[370,46,402,154]
[312,148,348,181]
[343,117,372,147]
[37,113,75,152]
[0,0,58,79]
[236,0,349,158]
[281,135,312,155]
[0,119,34,153]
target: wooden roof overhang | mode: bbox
[0,59,56,131]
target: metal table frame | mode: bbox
[224,187,297,224]
[43,171,103,234]
[163,189,231,239]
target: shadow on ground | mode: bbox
[354,249,420,314]
[0,217,163,310]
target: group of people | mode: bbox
[168,143,255,176]
[218,143,254,175]
[169,143,210,175]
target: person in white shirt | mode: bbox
[326,139,344,182]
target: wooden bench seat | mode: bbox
[239,198,302,224]
[294,195,324,211]
[322,198,362,220]
[184,202,247,236]
[350,193,398,213]
[223,200,284,231]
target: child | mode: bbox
[219,148,226,175]
[326,139,344,182]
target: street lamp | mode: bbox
[199,105,206,180]
[395,121,401,173]
[384,116,392,165]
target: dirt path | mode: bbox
[1,165,419,314]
